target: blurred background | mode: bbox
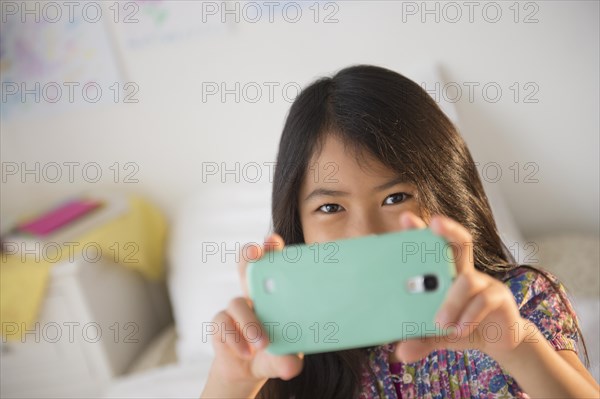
[1,1,598,397]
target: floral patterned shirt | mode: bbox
[358,266,581,398]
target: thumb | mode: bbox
[262,233,285,254]
[394,336,446,363]
[251,351,304,381]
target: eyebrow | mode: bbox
[303,176,410,202]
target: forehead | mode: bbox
[304,134,399,185]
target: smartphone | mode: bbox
[246,228,456,355]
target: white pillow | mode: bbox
[168,181,272,362]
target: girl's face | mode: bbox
[299,134,428,244]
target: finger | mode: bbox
[226,297,269,351]
[394,336,444,363]
[238,243,261,297]
[262,233,285,254]
[455,282,508,329]
[252,351,305,381]
[238,234,286,297]
[430,214,475,274]
[395,328,480,362]
[435,272,490,328]
[212,310,253,359]
[399,210,428,230]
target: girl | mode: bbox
[200,65,599,398]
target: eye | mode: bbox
[316,203,344,214]
[383,192,411,206]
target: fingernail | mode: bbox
[430,217,442,232]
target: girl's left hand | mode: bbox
[393,211,534,363]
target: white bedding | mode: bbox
[103,357,211,399]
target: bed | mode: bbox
[103,67,599,398]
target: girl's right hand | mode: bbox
[205,234,304,392]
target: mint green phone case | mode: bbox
[246,228,456,355]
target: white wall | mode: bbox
[1,0,598,238]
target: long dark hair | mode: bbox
[258,64,589,398]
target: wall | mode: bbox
[1,0,598,238]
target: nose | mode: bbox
[344,212,391,239]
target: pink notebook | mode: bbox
[18,199,103,237]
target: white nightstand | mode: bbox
[1,256,172,398]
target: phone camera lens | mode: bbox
[423,275,438,291]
